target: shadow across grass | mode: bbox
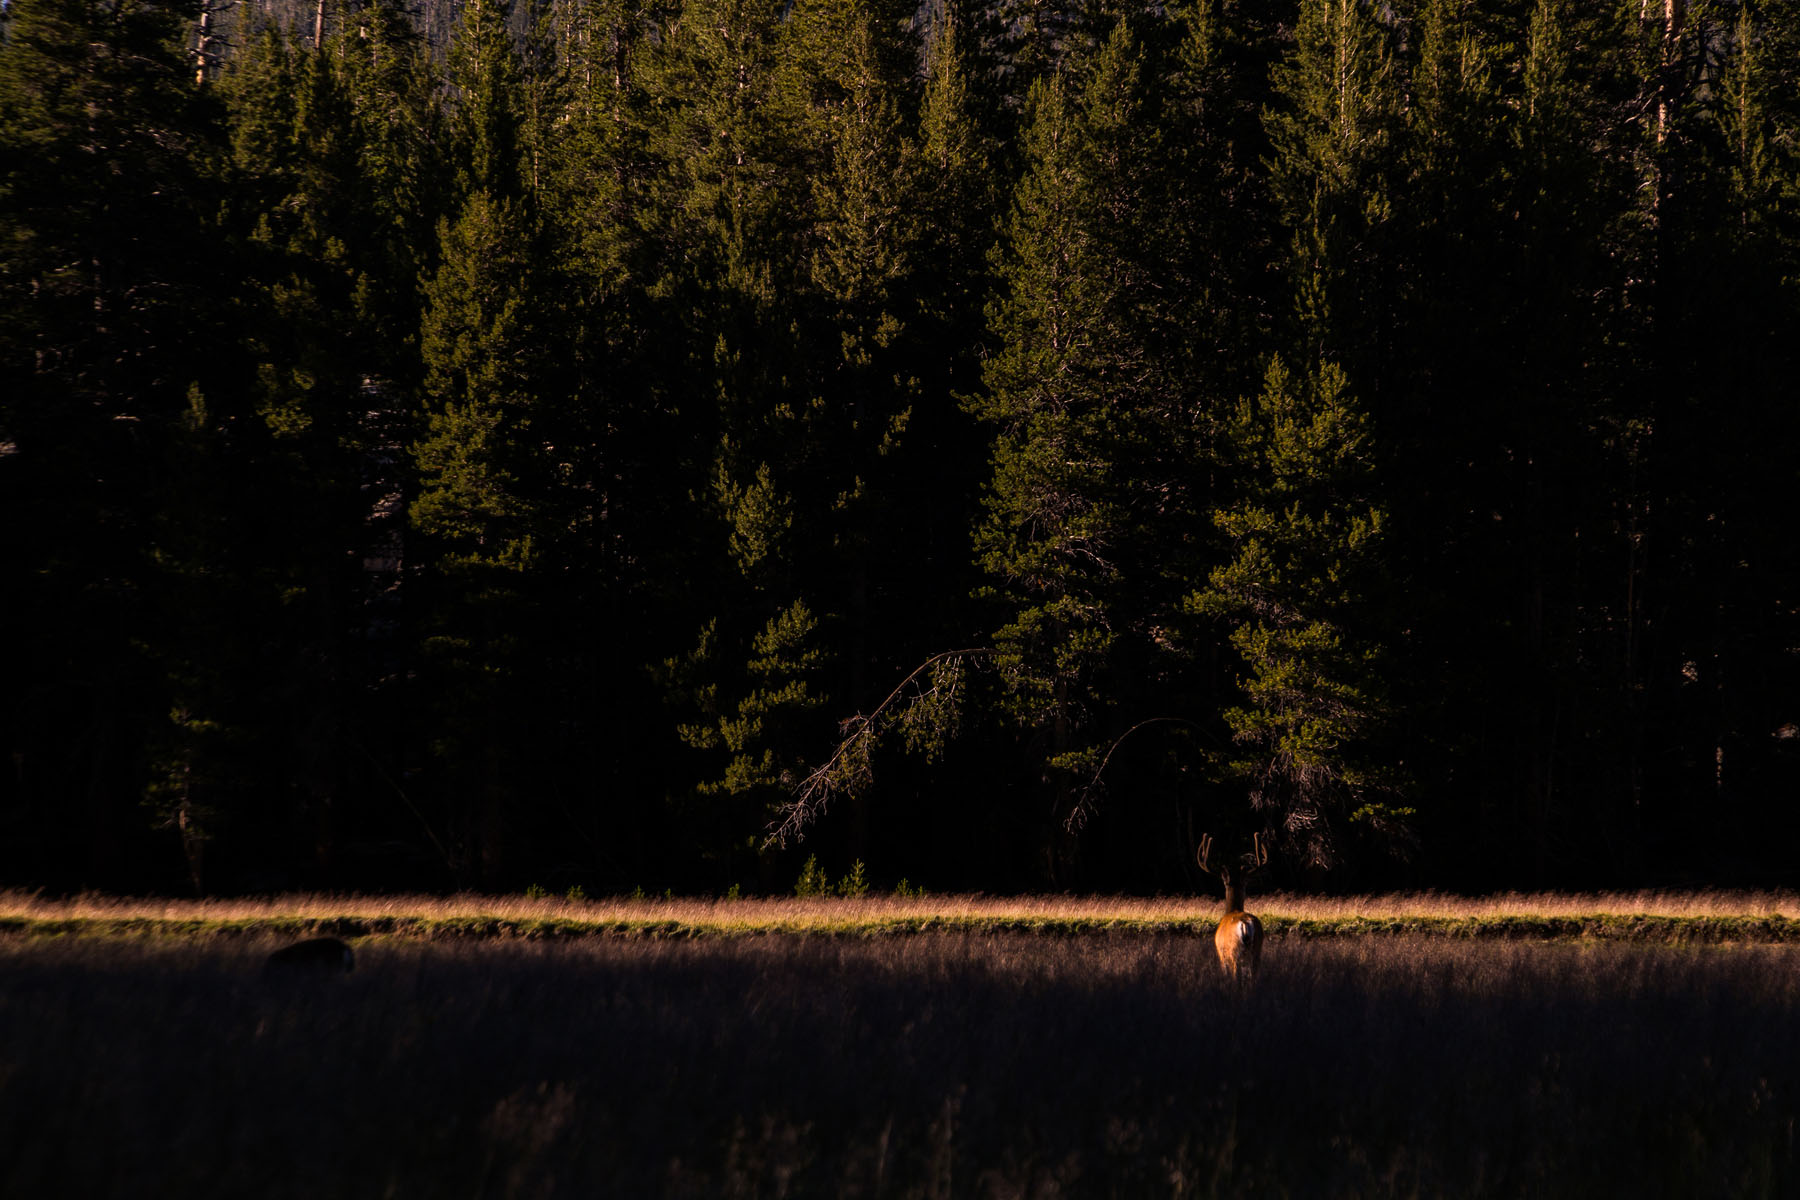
[1,933,1794,1197]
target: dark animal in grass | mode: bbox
[265,936,355,975]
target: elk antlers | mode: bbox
[1196,832,1268,876]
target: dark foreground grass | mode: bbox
[2,933,1794,1198]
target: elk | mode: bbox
[1197,832,1268,981]
[265,936,355,975]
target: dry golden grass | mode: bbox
[4,887,1798,928]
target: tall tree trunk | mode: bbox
[1623,0,1686,829]
[1646,0,1685,148]
[194,2,213,85]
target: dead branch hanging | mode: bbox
[766,648,996,848]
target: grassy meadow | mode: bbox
[7,887,1800,938]
[3,894,1798,1197]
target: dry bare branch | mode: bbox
[765,648,996,848]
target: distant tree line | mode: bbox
[2,0,1797,895]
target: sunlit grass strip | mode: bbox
[7,888,1800,922]
[3,892,1800,943]
[5,915,1800,943]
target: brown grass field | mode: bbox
[2,894,1797,1197]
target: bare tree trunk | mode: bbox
[176,790,206,896]
[193,2,213,85]
[194,0,240,84]
[1621,0,1685,828]
[1649,0,1686,148]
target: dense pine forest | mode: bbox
[1,0,1796,896]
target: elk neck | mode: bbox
[1221,876,1247,915]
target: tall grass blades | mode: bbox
[0,933,1794,1197]
[6,888,1800,936]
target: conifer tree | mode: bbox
[532,0,670,875]
[0,0,235,886]
[1403,0,1506,342]
[640,0,841,863]
[445,0,526,206]
[917,0,997,326]
[1188,358,1402,869]
[406,0,561,882]
[535,0,659,584]
[413,194,550,575]
[789,0,923,631]
[1265,0,1401,366]
[891,0,997,681]
[973,20,1211,848]
[546,0,651,301]
[224,27,361,441]
[217,14,442,883]
[1158,0,1275,402]
[639,0,795,300]
[1620,0,1800,859]
[332,0,442,369]
[974,70,1112,792]
[1250,0,1417,869]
